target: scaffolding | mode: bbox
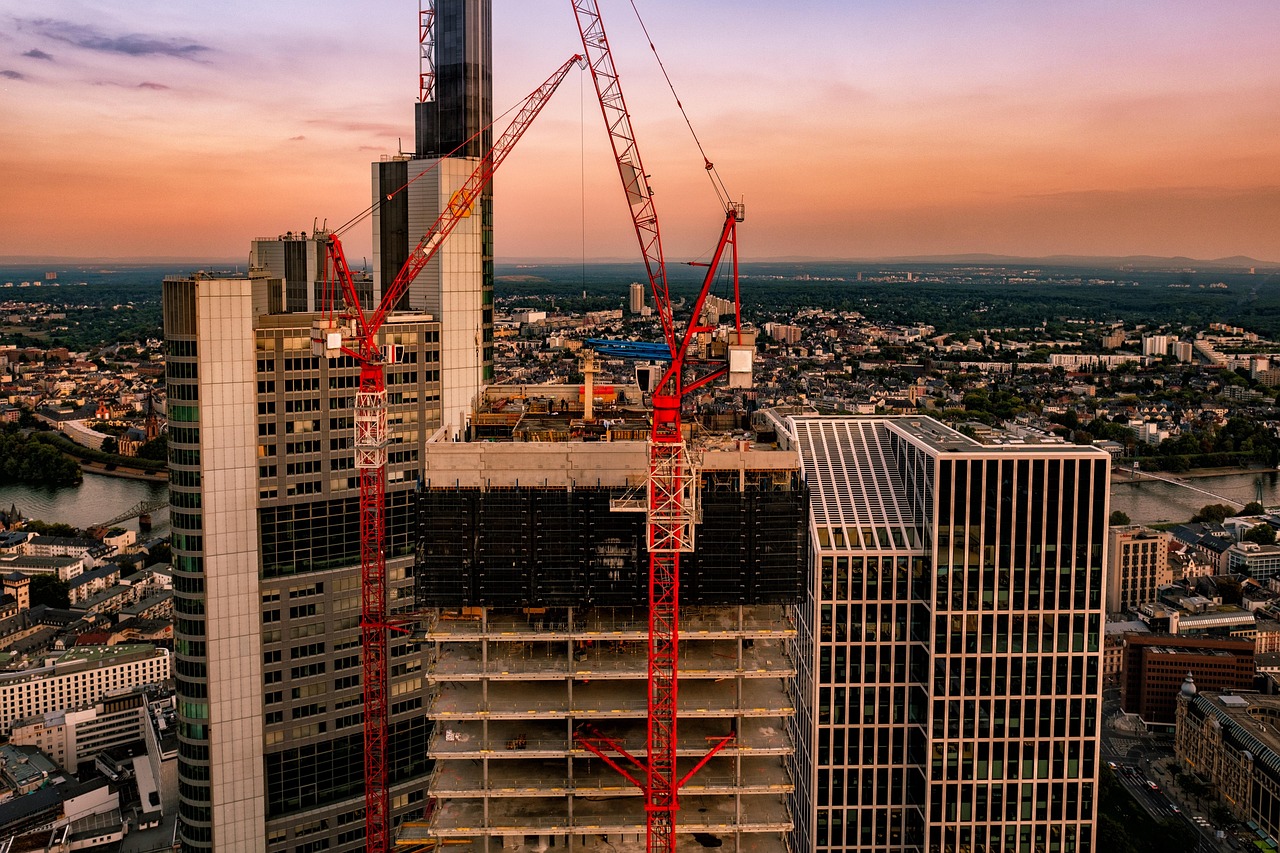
[405,441,806,850]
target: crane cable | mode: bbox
[628,0,732,210]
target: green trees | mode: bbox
[1110,510,1131,526]
[0,425,81,487]
[1191,504,1237,524]
[1244,524,1277,546]
[29,574,70,609]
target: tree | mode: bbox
[1242,501,1266,516]
[1110,510,1131,527]
[1244,524,1277,546]
[100,436,118,455]
[1191,503,1236,524]
[29,574,70,609]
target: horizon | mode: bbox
[2,251,1279,270]
[2,2,1278,262]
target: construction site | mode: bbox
[166,1,810,851]
[400,391,808,849]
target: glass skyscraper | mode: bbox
[775,414,1108,853]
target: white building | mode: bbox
[9,689,152,772]
[0,645,170,735]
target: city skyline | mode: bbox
[2,0,1279,263]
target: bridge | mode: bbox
[1118,467,1243,508]
[95,497,168,530]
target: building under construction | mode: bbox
[400,386,808,850]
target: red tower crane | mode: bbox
[569,2,747,850]
[315,54,583,853]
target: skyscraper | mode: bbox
[374,0,494,437]
[769,413,1109,853]
[164,273,442,852]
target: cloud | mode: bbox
[23,49,53,61]
[306,118,401,137]
[137,81,169,90]
[22,19,209,60]
[289,135,306,141]
[1,70,24,80]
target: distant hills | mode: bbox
[3,253,1277,271]
[736,253,1280,270]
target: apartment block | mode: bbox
[1107,527,1171,614]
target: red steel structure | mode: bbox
[570,2,746,850]
[319,54,583,853]
[418,1,436,103]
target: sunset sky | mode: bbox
[2,0,1278,263]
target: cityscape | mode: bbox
[1,2,1280,853]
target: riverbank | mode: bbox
[1113,464,1272,482]
[80,461,167,483]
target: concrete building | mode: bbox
[1176,684,1280,845]
[629,282,645,314]
[0,645,169,736]
[9,689,153,772]
[1107,526,1171,614]
[771,414,1109,853]
[163,273,442,852]
[1121,635,1254,727]
[401,404,808,850]
[250,232,373,314]
[1229,542,1280,584]
[1141,335,1171,357]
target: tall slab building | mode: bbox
[374,0,493,438]
[164,273,443,852]
[770,414,1109,853]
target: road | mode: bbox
[1101,700,1232,853]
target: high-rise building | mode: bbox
[769,413,1109,853]
[1106,526,1170,614]
[374,0,494,437]
[250,232,375,314]
[399,390,808,849]
[164,273,442,852]
[629,282,645,314]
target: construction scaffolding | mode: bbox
[404,438,806,850]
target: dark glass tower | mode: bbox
[414,0,492,160]
[374,0,493,435]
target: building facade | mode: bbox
[774,414,1109,853]
[163,274,443,852]
[403,434,807,850]
[374,0,494,437]
[1176,686,1280,844]
[1121,634,1254,726]
[9,689,152,772]
[0,645,169,736]
[1106,526,1170,614]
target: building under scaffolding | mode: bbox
[401,390,807,851]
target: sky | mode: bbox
[1,0,1279,263]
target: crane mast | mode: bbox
[570,2,745,851]
[318,53,583,853]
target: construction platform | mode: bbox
[405,401,803,851]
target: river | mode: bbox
[1109,468,1280,526]
[0,472,169,536]
[0,465,1274,539]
